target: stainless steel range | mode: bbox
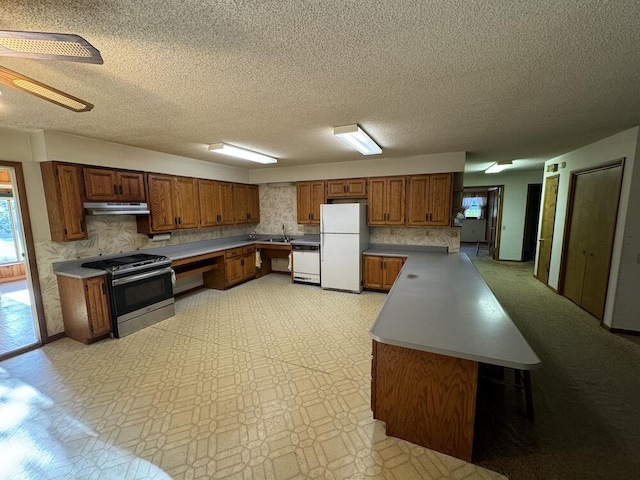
[82,253,175,338]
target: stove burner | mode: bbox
[82,253,170,273]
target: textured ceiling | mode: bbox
[1,1,639,173]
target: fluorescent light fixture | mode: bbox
[0,65,93,112]
[333,124,382,155]
[0,30,103,64]
[485,161,513,174]
[208,143,277,164]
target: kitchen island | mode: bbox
[367,248,540,461]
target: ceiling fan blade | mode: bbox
[0,31,103,64]
[0,65,93,112]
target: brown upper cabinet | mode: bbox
[367,176,406,226]
[41,162,88,242]
[232,184,259,224]
[326,178,367,199]
[141,174,200,232]
[248,185,260,223]
[199,179,233,227]
[84,167,146,202]
[297,181,326,224]
[406,174,453,227]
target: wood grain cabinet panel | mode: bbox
[406,174,452,227]
[198,179,219,227]
[41,162,87,242]
[372,341,478,462]
[297,181,325,224]
[326,178,367,198]
[367,176,406,226]
[57,274,112,344]
[84,168,146,202]
[233,183,249,224]
[248,185,260,223]
[142,174,199,232]
[175,176,200,229]
[364,255,405,291]
[146,174,176,232]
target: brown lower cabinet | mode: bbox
[57,275,112,344]
[224,246,256,287]
[363,255,405,291]
[371,340,478,462]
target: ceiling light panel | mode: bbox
[208,143,277,164]
[485,161,513,174]
[333,124,382,155]
[0,31,103,63]
[0,66,94,112]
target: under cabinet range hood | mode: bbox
[84,202,150,215]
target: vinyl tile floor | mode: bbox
[0,279,38,356]
[1,275,506,480]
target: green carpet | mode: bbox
[469,256,640,480]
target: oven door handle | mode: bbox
[112,267,173,286]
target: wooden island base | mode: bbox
[372,340,479,462]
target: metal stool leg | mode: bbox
[522,370,534,420]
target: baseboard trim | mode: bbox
[603,325,640,336]
[45,332,66,344]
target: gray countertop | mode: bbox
[368,251,541,370]
[53,234,307,279]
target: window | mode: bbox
[462,193,487,219]
[0,198,24,264]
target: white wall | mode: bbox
[537,126,640,331]
[249,151,465,183]
[464,170,543,261]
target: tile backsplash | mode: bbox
[37,183,459,337]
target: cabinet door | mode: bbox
[117,171,146,202]
[309,181,325,224]
[175,176,200,229]
[233,184,249,224]
[326,180,346,198]
[225,257,244,285]
[85,276,112,337]
[368,178,387,225]
[198,179,218,227]
[406,175,429,226]
[218,182,235,225]
[427,174,452,226]
[385,177,406,225]
[242,253,256,279]
[147,174,176,231]
[58,164,87,240]
[84,168,118,201]
[346,178,367,197]
[247,185,260,223]
[383,257,405,289]
[363,256,384,289]
[297,182,311,224]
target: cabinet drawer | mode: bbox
[242,246,256,255]
[225,248,243,259]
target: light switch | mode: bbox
[502,225,506,230]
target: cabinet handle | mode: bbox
[119,185,123,195]
[430,213,433,222]
[114,184,118,195]
[343,185,346,193]
[380,261,383,270]
[174,217,178,225]
[217,214,221,223]
[178,217,182,225]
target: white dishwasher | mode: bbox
[292,243,320,285]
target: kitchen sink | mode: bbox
[262,237,290,243]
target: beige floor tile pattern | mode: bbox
[1,275,507,480]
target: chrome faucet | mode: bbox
[249,231,257,240]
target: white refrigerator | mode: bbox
[320,203,370,293]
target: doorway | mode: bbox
[0,163,46,359]
[522,184,542,261]
[536,176,559,284]
[561,161,623,320]
[460,186,504,260]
